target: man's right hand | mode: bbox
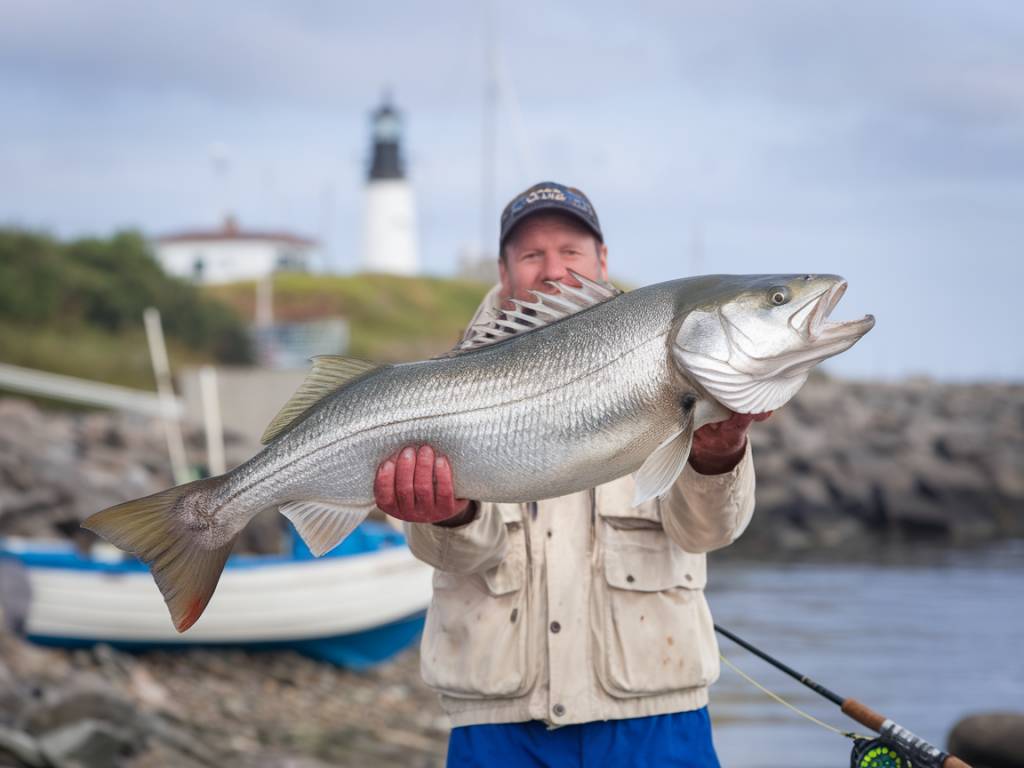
[374,445,476,525]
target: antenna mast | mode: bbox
[480,0,498,258]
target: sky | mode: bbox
[2,1,1022,381]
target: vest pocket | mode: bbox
[593,513,718,698]
[419,503,533,699]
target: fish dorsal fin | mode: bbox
[453,271,622,354]
[260,356,383,444]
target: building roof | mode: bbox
[154,215,317,247]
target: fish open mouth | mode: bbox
[793,280,875,342]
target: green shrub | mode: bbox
[0,228,253,369]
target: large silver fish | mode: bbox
[84,273,874,631]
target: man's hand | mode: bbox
[688,411,772,475]
[374,445,475,525]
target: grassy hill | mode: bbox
[0,229,252,391]
[207,272,492,363]
[0,227,493,392]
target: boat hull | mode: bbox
[2,522,433,669]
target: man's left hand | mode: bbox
[688,411,772,475]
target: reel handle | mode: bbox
[841,699,973,768]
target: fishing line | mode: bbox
[718,652,865,740]
[714,624,971,768]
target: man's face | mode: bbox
[499,213,609,306]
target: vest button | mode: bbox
[553,704,566,717]
[550,621,561,633]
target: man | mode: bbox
[375,182,768,767]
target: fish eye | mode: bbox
[769,287,790,306]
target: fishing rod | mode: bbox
[714,624,972,768]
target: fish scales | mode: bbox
[229,301,675,517]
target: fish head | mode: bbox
[671,274,875,414]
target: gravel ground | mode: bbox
[0,631,450,768]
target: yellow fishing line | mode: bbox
[719,653,868,741]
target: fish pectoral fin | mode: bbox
[632,426,695,507]
[279,500,375,557]
[261,356,386,444]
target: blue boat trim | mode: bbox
[4,520,405,572]
[27,610,426,671]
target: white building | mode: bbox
[153,215,317,284]
[362,98,420,275]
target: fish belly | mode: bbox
[324,339,681,503]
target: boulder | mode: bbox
[19,681,137,737]
[37,719,138,768]
[0,726,45,768]
[948,712,1024,768]
[0,659,21,725]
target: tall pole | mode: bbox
[143,307,190,485]
[198,365,226,476]
[256,275,274,329]
[318,181,336,273]
[480,0,498,259]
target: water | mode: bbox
[706,541,1024,767]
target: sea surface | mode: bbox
[706,540,1024,768]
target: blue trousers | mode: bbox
[446,709,721,768]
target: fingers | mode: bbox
[395,446,417,516]
[725,413,756,432]
[698,410,772,434]
[413,445,436,519]
[375,444,466,523]
[694,414,750,454]
[434,455,457,512]
[373,454,398,515]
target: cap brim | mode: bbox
[500,203,603,246]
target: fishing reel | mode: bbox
[851,737,911,768]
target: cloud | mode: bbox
[1,0,1022,378]
[0,1,485,111]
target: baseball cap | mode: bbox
[499,181,603,248]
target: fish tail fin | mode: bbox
[82,479,234,633]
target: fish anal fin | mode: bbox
[82,480,234,633]
[632,425,695,507]
[279,500,374,557]
[261,356,384,444]
[451,271,622,354]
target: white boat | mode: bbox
[0,522,433,669]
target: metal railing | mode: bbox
[0,362,182,419]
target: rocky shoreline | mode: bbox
[0,632,447,768]
[736,375,1023,554]
[1,375,1021,555]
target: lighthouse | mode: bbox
[362,97,420,275]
